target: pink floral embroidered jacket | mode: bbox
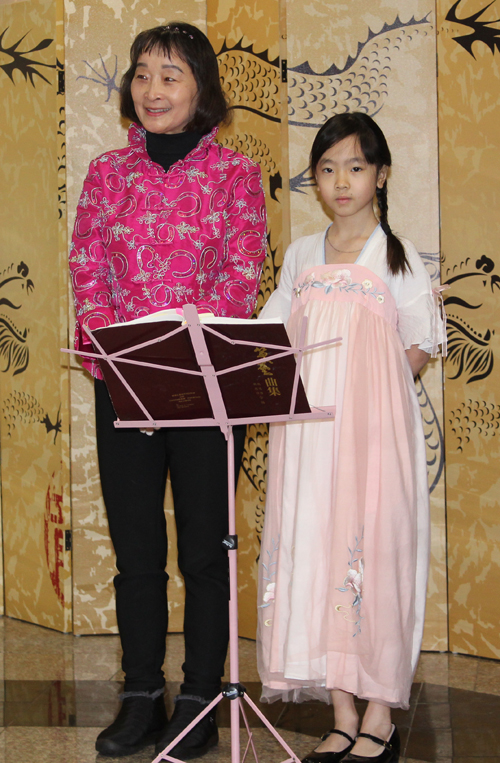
[69,124,267,378]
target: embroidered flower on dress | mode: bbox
[336,530,364,636]
[322,269,352,287]
[259,536,280,624]
[294,269,385,303]
[343,560,363,601]
[263,582,275,602]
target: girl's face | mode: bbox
[131,50,198,134]
[315,135,387,221]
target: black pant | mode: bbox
[94,379,245,698]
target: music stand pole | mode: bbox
[227,425,242,762]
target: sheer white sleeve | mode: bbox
[396,240,446,357]
[258,246,296,324]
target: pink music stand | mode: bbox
[63,304,339,763]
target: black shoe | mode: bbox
[96,694,168,757]
[155,696,218,761]
[342,726,400,763]
[302,729,356,763]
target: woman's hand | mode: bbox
[405,345,430,378]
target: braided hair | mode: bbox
[310,112,411,276]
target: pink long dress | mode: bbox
[257,226,441,711]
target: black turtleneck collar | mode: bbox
[145,130,202,173]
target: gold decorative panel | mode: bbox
[438,0,500,658]
[207,0,284,638]
[0,0,71,632]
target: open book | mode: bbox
[90,309,310,422]
[109,307,272,327]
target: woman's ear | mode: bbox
[377,165,388,188]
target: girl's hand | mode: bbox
[405,345,430,378]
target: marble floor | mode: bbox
[0,616,499,762]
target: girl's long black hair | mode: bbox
[310,112,410,276]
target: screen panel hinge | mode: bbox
[281,59,287,83]
[58,68,65,95]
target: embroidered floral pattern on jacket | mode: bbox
[70,124,267,378]
[294,269,385,302]
[335,529,364,636]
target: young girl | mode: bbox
[257,112,443,763]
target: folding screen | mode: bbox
[0,0,71,631]
[438,0,500,659]
[0,0,498,661]
[207,0,284,636]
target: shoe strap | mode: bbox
[356,732,393,751]
[320,729,355,744]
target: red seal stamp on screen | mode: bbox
[44,469,65,604]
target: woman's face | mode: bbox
[131,49,198,134]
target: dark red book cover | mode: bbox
[92,318,310,423]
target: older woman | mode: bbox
[70,23,266,760]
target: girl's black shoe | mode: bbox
[301,729,356,763]
[342,725,400,763]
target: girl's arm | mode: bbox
[405,345,430,378]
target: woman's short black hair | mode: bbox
[120,22,229,134]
